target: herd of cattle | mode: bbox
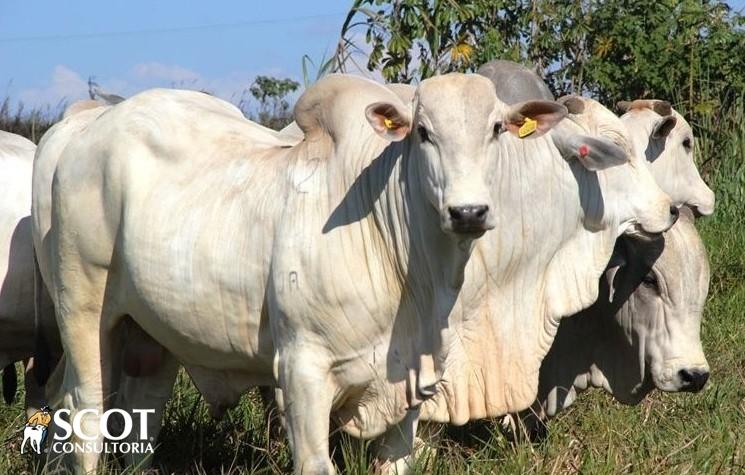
[0,60,715,474]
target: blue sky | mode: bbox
[2,1,744,110]
[0,0,352,109]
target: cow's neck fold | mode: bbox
[325,131,477,415]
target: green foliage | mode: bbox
[546,0,745,106]
[340,0,745,107]
[301,53,337,87]
[339,0,526,82]
[248,75,300,129]
[0,97,62,144]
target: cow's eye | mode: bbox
[682,137,692,152]
[418,126,430,143]
[641,272,659,291]
[493,121,503,136]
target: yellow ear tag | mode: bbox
[518,117,538,138]
[384,118,395,129]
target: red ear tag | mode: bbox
[578,144,590,158]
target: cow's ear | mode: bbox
[679,204,696,222]
[616,101,633,113]
[557,95,586,114]
[605,240,628,303]
[365,102,411,142]
[502,100,567,138]
[552,131,629,171]
[651,115,677,139]
[651,100,672,116]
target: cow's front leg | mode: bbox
[278,345,336,475]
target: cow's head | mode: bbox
[552,96,678,238]
[618,99,715,216]
[605,206,710,397]
[366,73,566,237]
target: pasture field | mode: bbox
[0,94,743,474]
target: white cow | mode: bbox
[33,73,605,474]
[618,99,715,216]
[0,130,54,418]
[510,206,709,438]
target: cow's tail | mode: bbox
[2,364,17,404]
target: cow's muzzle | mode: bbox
[678,368,709,392]
[448,205,491,235]
[629,206,680,241]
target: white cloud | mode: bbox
[14,62,306,117]
[132,62,201,85]
[18,65,88,108]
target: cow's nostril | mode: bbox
[448,207,464,221]
[670,205,680,218]
[678,368,709,392]
[448,205,490,233]
[474,205,489,219]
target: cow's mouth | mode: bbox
[624,223,664,242]
[450,225,489,237]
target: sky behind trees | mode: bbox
[0,0,346,107]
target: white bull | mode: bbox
[516,206,709,438]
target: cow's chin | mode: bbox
[440,223,489,240]
[651,372,683,392]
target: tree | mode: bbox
[338,0,745,107]
[336,0,527,82]
[249,76,300,129]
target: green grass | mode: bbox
[0,94,743,474]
